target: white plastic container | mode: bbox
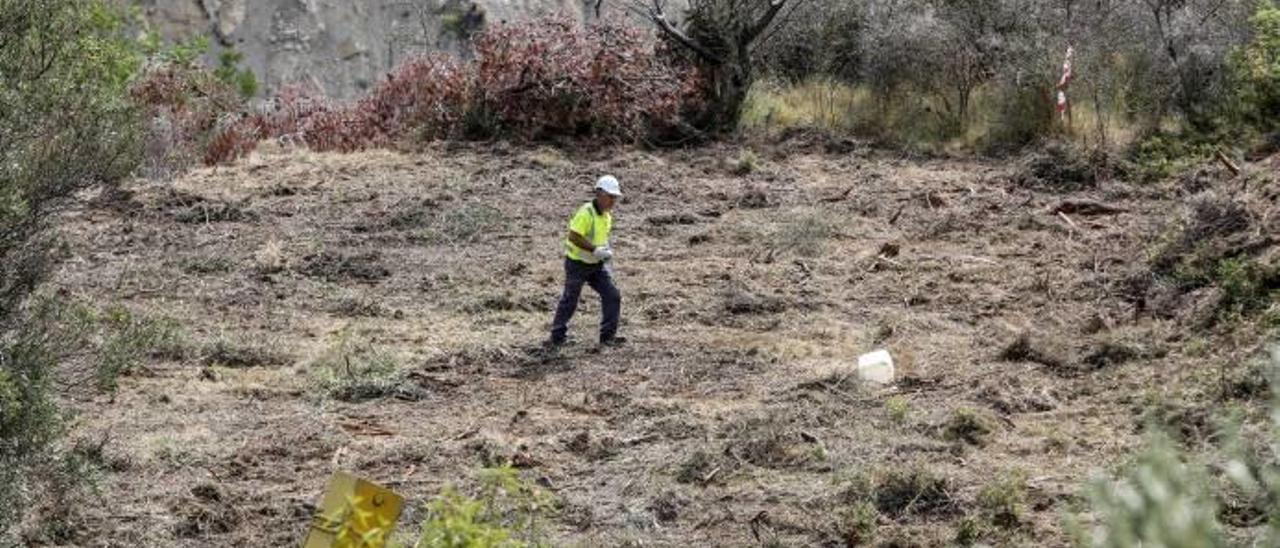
[856,349,895,385]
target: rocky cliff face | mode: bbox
[139,0,592,98]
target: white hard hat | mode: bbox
[595,175,622,196]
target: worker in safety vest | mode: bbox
[546,175,625,349]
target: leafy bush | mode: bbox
[1,297,181,541]
[1131,133,1219,183]
[1231,3,1280,133]
[130,60,250,172]
[954,515,987,546]
[978,472,1027,529]
[470,18,694,141]
[214,49,259,99]
[413,464,556,548]
[73,304,187,391]
[1075,434,1227,548]
[984,80,1057,154]
[1,0,141,538]
[1073,347,1280,547]
[757,1,864,84]
[943,408,997,447]
[193,17,700,163]
[1215,258,1280,319]
[0,307,65,541]
[837,501,878,545]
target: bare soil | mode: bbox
[43,140,1272,546]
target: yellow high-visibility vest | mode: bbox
[564,201,611,263]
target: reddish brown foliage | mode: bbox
[136,18,700,170]
[131,64,251,172]
[203,115,263,165]
[470,18,695,139]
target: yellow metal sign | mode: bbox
[302,471,404,548]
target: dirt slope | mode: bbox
[46,141,1240,546]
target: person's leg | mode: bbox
[586,266,621,343]
[550,259,588,344]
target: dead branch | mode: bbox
[1050,199,1129,216]
[1215,148,1241,176]
[1058,211,1079,231]
[819,186,854,202]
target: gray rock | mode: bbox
[139,0,590,99]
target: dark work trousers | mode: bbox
[550,258,620,344]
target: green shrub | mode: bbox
[954,515,987,546]
[885,396,910,424]
[837,501,878,545]
[1215,257,1280,319]
[1,1,144,537]
[0,298,173,542]
[1131,133,1218,183]
[413,464,556,548]
[1232,3,1280,132]
[943,408,997,447]
[732,149,761,175]
[1075,434,1226,548]
[840,465,953,518]
[87,304,186,390]
[214,49,259,99]
[1073,347,1280,547]
[0,311,64,541]
[978,472,1027,529]
[984,80,1057,154]
[310,327,404,402]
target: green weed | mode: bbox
[310,327,404,402]
[978,472,1027,529]
[885,396,910,424]
[411,463,556,548]
[943,408,997,447]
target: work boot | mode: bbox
[599,336,627,348]
[531,338,565,360]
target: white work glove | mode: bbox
[592,246,613,262]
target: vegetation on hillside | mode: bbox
[1,0,1277,543]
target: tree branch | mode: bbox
[756,0,807,53]
[645,0,725,65]
[741,0,787,47]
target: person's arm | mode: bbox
[567,230,595,253]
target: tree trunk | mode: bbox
[694,57,752,133]
[641,0,787,134]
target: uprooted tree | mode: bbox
[634,0,790,132]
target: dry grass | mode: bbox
[742,78,1147,152]
[41,141,1272,546]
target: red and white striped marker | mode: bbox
[1056,46,1074,118]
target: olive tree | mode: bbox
[634,0,792,131]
